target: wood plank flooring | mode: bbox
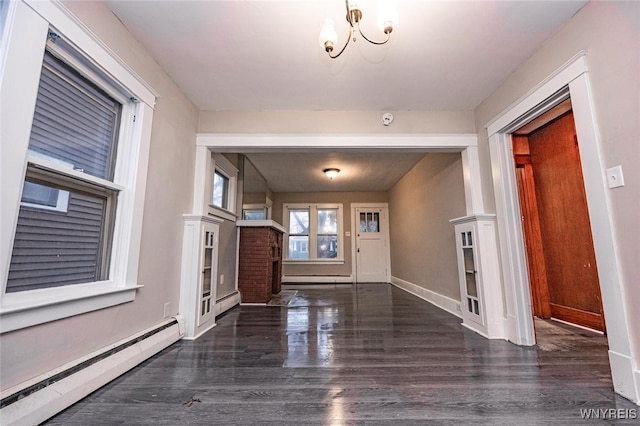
[46,284,637,425]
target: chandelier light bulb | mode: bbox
[319,19,339,52]
[377,0,398,33]
[319,0,397,59]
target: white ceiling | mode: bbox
[245,151,428,192]
[104,0,588,192]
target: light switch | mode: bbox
[606,165,625,189]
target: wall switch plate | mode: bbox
[163,302,171,318]
[606,165,625,189]
[220,274,224,285]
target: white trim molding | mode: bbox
[196,133,478,151]
[486,51,638,403]
[0,0,156,332]
[213,291,241,318]
[282,275,353,284]
[391,276,462,319]
[0,316,183,425]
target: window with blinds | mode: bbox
[6,50,122,293]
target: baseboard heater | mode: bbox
[0,315,184,425]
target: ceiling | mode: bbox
[104,0,588,192]
[245,152,428,192]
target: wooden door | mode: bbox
[355,207,389,283]
[513,110,605,332]
[514,159,551,319]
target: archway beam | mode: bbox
[196,134,477,152]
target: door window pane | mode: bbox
[359,211,380,232]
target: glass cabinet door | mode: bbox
[199,230,215,325]
[461,230,480,318]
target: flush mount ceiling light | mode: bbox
[323,168,341,179]
[319,0,399,59]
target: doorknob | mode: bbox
[357,248,360,252]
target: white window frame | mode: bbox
[242,204,268,220]
[0,0,157,333]
[283,203,344,264]
[208,153,238,221]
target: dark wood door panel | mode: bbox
[514,111,605,332]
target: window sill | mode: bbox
[208,204,236,222]
[283,259,345,266]
[0,283,142,333]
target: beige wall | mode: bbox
[273,191,388,277]
[199,110,476,134]
[388,154,466,300]
[1,1,199,389]
[474,1,640,362]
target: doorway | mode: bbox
[352,204,390,283]
[512,102,605,333]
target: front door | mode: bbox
[355,206,389,283]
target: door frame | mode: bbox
[486,51,636,401]
[351,203,391,283]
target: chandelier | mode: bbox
[319,0,399,59]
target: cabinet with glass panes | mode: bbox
[450,214,503,338]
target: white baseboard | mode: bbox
[0,316,184,425]
[214,291,241,317]
[609,349,640,404]
[282,275,353,283]
[462,321,489,339]
[390,276,462,319]
[182,292,241,341]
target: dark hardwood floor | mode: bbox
[46,284,637,425]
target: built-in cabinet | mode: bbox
[450,215,504,338]
[180,215,223,339]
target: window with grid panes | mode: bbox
[284,204,343,261]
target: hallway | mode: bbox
[47,284,636,425]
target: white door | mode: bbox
[355,206,389,283]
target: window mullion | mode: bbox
[310,206,318,259]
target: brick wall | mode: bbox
[238,226,283,303]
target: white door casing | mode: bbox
[352,204,390,283]
[486,51,638,403]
